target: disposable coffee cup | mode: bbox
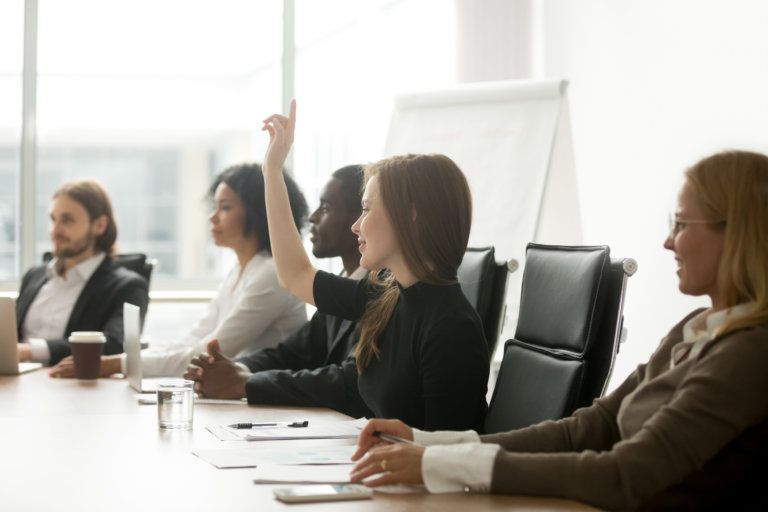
[69,331,106,379]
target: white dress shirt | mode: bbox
[128,252,306,377]
[22,253,107,364]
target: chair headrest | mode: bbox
[515,244,610,356]
[458,247,496,311]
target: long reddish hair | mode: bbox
[355,153,472,371]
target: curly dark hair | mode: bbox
[208,163,308,255]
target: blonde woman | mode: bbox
[351,150,768,511]
[260,101,489,431]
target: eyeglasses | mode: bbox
[668,214,726,237]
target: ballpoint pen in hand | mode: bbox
[373,431,422,446]
[228,420,309,429]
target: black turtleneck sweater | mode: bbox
[313,270,489,431]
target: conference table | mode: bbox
[0,371,598,512]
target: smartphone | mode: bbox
[273,484,373,503]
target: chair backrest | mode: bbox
[483,243,636,434]
[113,253,156,285]
[42,252,156,286]
[457,247,512,356]
[580,257,637,402]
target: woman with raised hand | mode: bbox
[260,100,489,431]
[350,150,768,511]
[50,163,309,378]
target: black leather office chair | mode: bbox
[42,252,156,286]
[483,243,636,434]
[458,247,517,357]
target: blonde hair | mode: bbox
[355,154,472,371]
[685,150,768,335]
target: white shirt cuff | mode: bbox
[27,338,51,365]
[139,346,197,378]
[235,362,250,372]
[421,443,500,494]
[413,428,480,446]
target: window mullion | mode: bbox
[19,0,38,276]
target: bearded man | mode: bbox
[15,180,149,366]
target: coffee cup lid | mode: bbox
[69,331,107,343]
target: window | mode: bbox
[4,0,458,287]
[34,0,283,283]
[293,0,456,208]
[0,1,23,280]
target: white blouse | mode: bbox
[672,302,756,368]
[125,252,306,377]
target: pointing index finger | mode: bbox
[289,99,296,126]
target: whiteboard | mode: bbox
[383,79,582,351]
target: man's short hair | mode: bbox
[331,165,365,212]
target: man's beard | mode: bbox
[53,229,95,259]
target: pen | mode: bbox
[228,420,309,429]
[373,431,422,446]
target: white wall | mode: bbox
[538,0,768,387]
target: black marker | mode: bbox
[228,420,309,429]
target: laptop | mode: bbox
[124,302,165,393]
[0,297,43,375]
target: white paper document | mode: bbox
[251,464,425,494]
[253,464,426,494]
[192,443,357,469]
[206,418,367,442]
[252,464,355,484]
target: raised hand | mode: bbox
[262,99,297,175]
[259,97,317,305]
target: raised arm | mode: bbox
[261,99,316,305]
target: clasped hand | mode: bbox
[184,339,249,399]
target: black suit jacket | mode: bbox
[16,257,150,366]
[236,310,372,418]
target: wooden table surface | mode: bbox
[0,370,599,512]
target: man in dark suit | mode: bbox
[185,165,371,418]
[16,180,149,367]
